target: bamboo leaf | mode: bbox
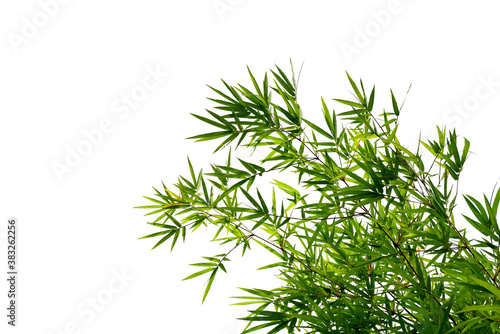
[390,89,399,116]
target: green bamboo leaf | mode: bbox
[214,178,248,206]
[303,118,333,140]
[139,230,172,239]
[340,166,375,191]
[469,277,500,301]
[247,66,263,98]
[146,222,176,229]
[457,305,500,313]
[321,97,337,139]
[257,262,287,270]
[492,184,500,215]
[182,268,214,281]
[170,230,180,251]
[461,138,470,165]
[191,112,228,130]
[190,262,217,267]
[188,130,233,142]
[151,230,177,250]
[334,99,364,109]
[367,85,375,111]
[346,72,364,104]
[390,89,399,116]
[272,65,295,96]
[142,196,165,205]
[444,317,483,334]
[202,268,218,303]
[464,195,489,226]
[134,204,163,209]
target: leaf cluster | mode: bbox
[138,63,500,333]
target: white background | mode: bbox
[1,1,500,333]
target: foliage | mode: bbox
[138,62,500,333]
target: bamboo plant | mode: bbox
[138,63,500,333]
